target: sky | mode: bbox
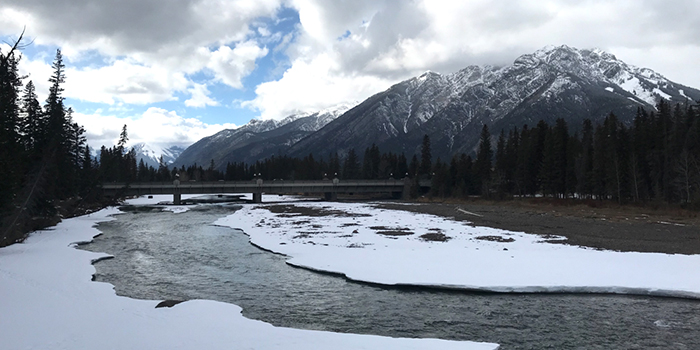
[1,0,699,151]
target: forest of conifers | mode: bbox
[2,40,700,247]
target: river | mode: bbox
[79,203,700,349]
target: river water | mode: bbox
[80,203,700,349]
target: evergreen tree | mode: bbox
[474,124,492,196]
[328,152,341,177]
[551,118,569,197]
[342,148,360,179]
[494,129,508,197]
[117,124,128,154]
[362,144,380,179]
[0,39,23,213]
[408,154,419,178]
[539,126,556,197]
[430,157,451,197]
[419,134,432,178]
[19,81,44,154]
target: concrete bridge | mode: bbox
[100,178,431,204]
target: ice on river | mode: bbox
[0,206,498,350]
[215,201,700,299]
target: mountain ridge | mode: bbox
[174,45,700,168]
[287,45,700,159]
[172,102,355,170]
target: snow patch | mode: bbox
[653,88,672,100]
[216,202,700,299]
[605,87,614,93]
[617,74,657,105]
[0,207,498,350]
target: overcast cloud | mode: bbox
[2,0,699,148]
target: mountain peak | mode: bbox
[130,142,185,168]
[176,45,700,169]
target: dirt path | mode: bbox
[375,200,700,255]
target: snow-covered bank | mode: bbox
[0,206,498,349]
[215,201,700,299]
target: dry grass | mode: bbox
[414,197,700,227]
[420,232,451,242]
[475,235,515,243]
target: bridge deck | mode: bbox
[100,179,428,197]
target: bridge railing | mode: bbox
[99,178,428,189]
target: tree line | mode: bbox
[0,37,146,246]
[169,101,700,209]
[0,35,100,246]
[430,100,700,206]
[3,36,699,246]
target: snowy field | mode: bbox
[0,201,498,350]
[215,201,700,299]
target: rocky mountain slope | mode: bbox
[172,103,354,170]
[175,45,700,167]
[288,45,700,159]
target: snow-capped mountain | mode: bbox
[131,143,186,169]
[288,45,700,159]
[172,103,355,170]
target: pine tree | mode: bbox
[117,124,128,154]
[494,129,507,196]
[0,39,23,213]
[474,124,492,196]
[551,118,569,197]
[19,81,44,154]
[539,127,556,197]
[408,154,419,178]
[342,148,360,179]
[419,134,432,178]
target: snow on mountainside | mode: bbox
[131,143,185,169]
[174,45,700,166]
[288,45,700,160]
[172,103,355,170]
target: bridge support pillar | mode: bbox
[173,178,181,205]
[252,192,262,203]
[324,192,337,201]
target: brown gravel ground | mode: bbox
[373,198,700,255]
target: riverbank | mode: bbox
[376,198,700,255]
[217,199,700,299]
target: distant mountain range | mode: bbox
[131,143,185,169]
[173,45,700,168]
[172,103,355,170]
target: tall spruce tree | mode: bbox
[419,134,432,178]
[342,148,360,179]
[0,39,23,213]
[19,81,44,154]
[474,124,493,196]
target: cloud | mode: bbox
[243,52,387,119]
[74,107,237,149]
[6,0,700,127]
[3,0,281,105]
[185,83,219,108]
[240,0,700,120]
[205,41,269,88]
